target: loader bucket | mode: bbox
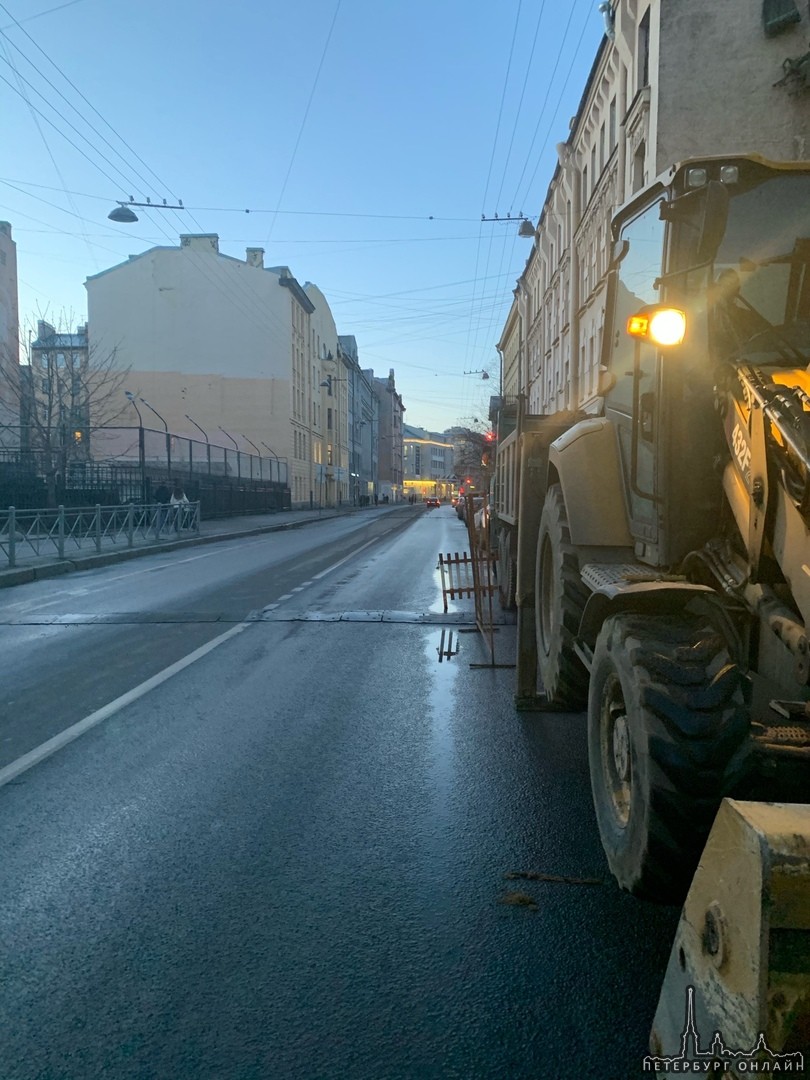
[648,799,810,1064]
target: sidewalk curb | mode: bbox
[0,506,417,590]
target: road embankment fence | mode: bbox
[0,502,201,568]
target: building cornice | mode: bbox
[279,274,316,313]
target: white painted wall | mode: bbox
[85,235,318,491]
[86,236,292,381]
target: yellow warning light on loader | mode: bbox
[627,306,686,346]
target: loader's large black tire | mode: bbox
[497,528,517,610]
[535,484,589,708]
[588,613,750,904]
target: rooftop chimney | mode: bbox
[180,234,219,253]
[246,247,265,269]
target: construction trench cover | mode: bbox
[257,609,476,624]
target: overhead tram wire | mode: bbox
[473,4,551,364]
[263,0,342,246]
[516,2,595,212]
[0,4,297,345]
[467,0,557,371]
[326,269,522,304]
[25,185,291,346]
[479,0,523,222]
[0,1,185,205]
[471,0,593,371]
[463,0,523,373]
[492,0,548,214]
[1,1,510,368]
[1,2,487,359]
[0,0,92,32]
[0,21,171,203]
[0,35,98,269]
[0,179,477,224]
[0,191,159,260]
[0,68,127,191]
[509,0,591,214]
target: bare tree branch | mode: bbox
[0,313,130,506]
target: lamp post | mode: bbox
[124,391,146,502]
[108,197,185,224]
[185,413,210,476]
[218,425,241,480]
[240,433,262,481]
[140,397,171,474]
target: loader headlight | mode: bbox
[627,306,687,347]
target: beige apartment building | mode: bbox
[85,234,349,506]
[373,369,405,502]
[510,0,810,416]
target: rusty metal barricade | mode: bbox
[438,494,507,666]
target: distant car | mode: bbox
[425,497,441,508]
[457,495,483,523]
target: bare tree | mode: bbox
[448,422,496,494]
[0,316,130,506]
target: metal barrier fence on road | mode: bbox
[0,502,201,569]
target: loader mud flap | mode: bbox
[648,799,810,1062]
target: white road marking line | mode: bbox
[0,621,251,790]
[0,528,389,785]
[291,586,305,593]
[312,537,378,579]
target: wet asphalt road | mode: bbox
[0,505,679,1079]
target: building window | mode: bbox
[633,141,646,193]
[609,97,616,150]
[599,122,606,172]
[582,165,588,206]
[638,7,651,90]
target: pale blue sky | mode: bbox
[1,0,604,432]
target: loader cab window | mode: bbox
[609,200,665,410]
[709,172,810,361]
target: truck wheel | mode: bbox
[497,529,516,610]
[588,613,749,903]
[535,484,589,708]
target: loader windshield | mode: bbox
[709,173,810,363]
